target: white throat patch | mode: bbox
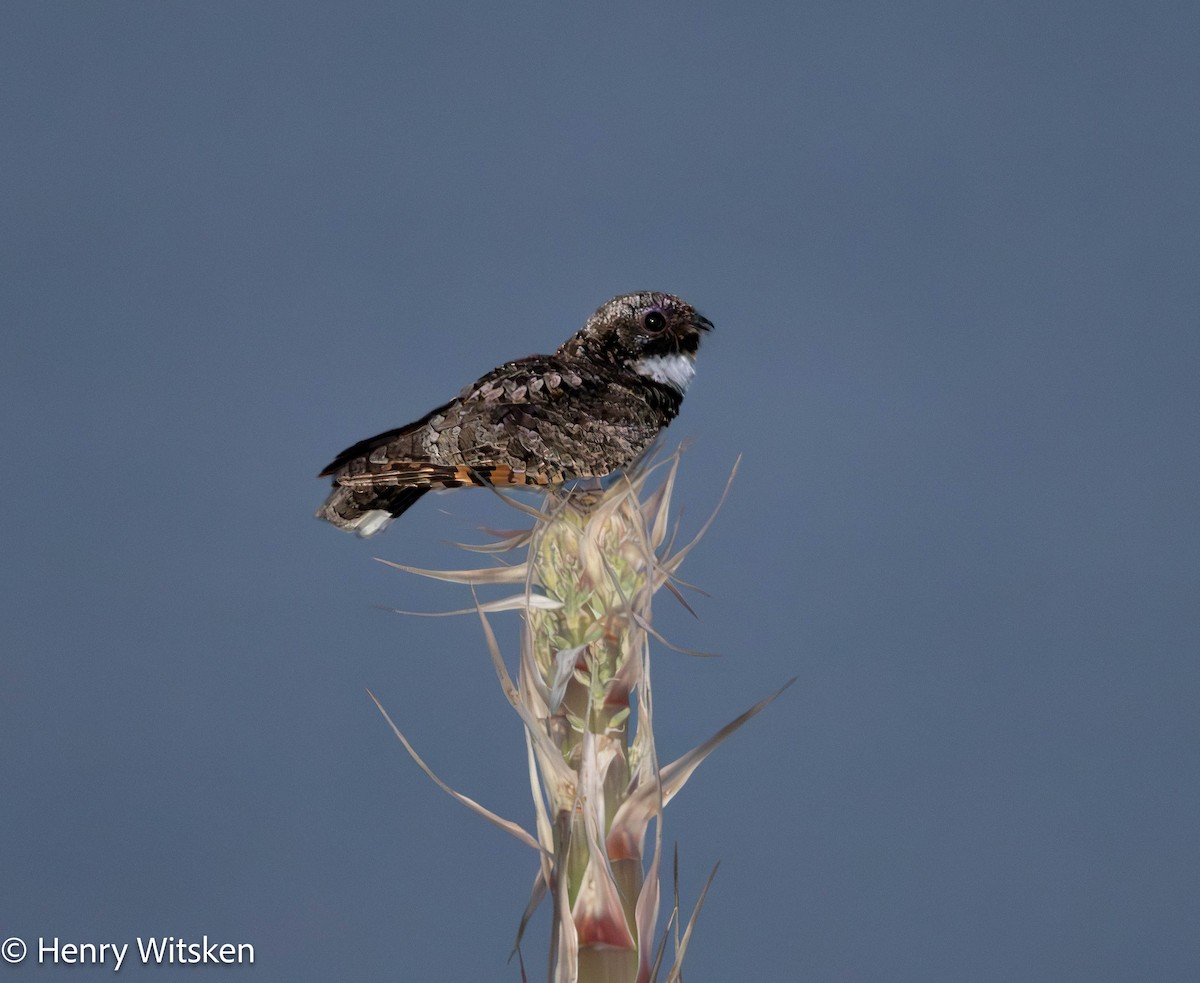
[634,353,696,393]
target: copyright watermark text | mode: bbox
[2,936,255,971]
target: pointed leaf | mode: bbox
[375,556,529,584]
[366,689,543,852]
[665,862,719,982]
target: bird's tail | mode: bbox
[315,483,428,537]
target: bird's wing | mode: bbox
[336,461,556,489]
[317,396,458,477]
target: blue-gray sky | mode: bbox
[2,2,1198,980]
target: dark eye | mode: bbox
[642,310,667,332]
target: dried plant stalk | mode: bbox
[370,449,792,983]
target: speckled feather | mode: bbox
[316,291,711,535]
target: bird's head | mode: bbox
[562,291,713,394]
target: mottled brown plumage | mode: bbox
[317,291,712,535]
